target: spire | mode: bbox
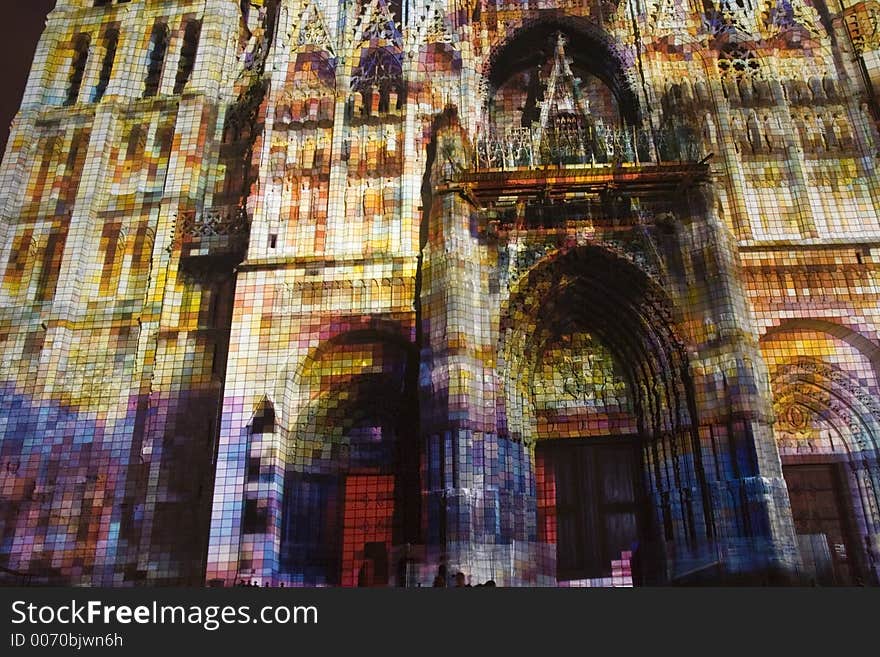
[534,34,595,163]
[536,35,590,133]
[297,0,335,55]
[355,0,404,49]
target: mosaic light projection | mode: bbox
[0,0,879,587]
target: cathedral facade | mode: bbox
[0,0,879,587]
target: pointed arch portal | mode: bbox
[500,245,712,585]
[770,358,880,585]
[280,331,420,587]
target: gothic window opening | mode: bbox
[93,27,119,102]
[243,498,268,534]
[174,20,202,95]
[144,21,170,98]
[351,48,404,116]
[3,228,35,296]
[65,34,90,107]
[251,399,275,435]
[98,221,123,296]
[122,125,147,178]
[264,0,280,48]
[126,222,154,299]
[59,130,89,212]
[35,229,67,303]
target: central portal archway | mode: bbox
[500,245,712,585]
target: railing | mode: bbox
[472,122,704,171]
[178,206,250,240]
[177,206,251,264]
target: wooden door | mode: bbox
[784,463,860,586]
[538,438,644,582]
[340,474,395,587]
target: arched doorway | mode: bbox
[280,332,420,587]
[414,15,798,585]
[768,357,880,585]
[500,245,712,585]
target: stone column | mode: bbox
[665,181,802,582]
[419,113,541,585]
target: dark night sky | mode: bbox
[0,1,56,155]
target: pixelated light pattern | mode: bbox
[0,0,878,587]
